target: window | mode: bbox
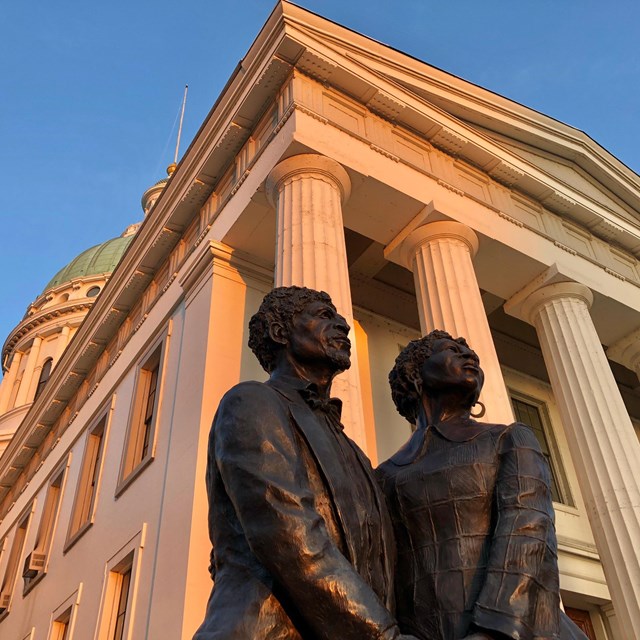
[0,509,32,617]
[113,565,132,640]
[23,465,67,592]
[97,551,136,640]
[86,286,101,298]
[34,358,53,400]
[65,416,107,549]
[48,587,81,640]
[510,394,571,504]
[118,343,164,491]
[50,607,71,640]
[565,607,596,640]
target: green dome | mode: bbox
[44,235,134,293]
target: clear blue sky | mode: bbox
[2,0,639,348]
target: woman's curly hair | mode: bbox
[248,286,334,373]
[389,330,477,423]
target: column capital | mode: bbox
[385,220,479,270]
[505,271,593,325]
[608,327,640,377]
[265,153,351,208]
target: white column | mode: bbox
[0,351,24,414]
[385,220,513,425]
[15,336,42,406]
[507,281,640,638]
[266,154,368,449]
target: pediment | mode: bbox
[480,133,634,221]
[273,2,640,249]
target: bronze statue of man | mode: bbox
[194,286,416,640]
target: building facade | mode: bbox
[0,3,639,639]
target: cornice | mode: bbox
[3,304,91,358]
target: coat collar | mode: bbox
[388,418,492,466]
[266,373,310,403]
[268,374,342,415]
[432,417,493,442]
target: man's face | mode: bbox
[286,299,351,373]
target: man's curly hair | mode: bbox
[248,286,334,373]
[389,330,478,424]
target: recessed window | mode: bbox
[48,588,80,640]
[23,466,67,592]
[97,551,135,640]
[65,416,107,549]
[511,394,572,505]
[50,607,71,640]
[564,607,596,639]
[86,286,101,298]
[118,343,164,492]
[0,509,32,617]
[34,358,53,401]
[113,565,132,640]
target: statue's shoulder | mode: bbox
[218,380,282,411]
[496,421,543,451]
[223,379,271,396]
[213,381,291,442]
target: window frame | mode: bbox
[508,388,574,507]
[116,335,168,496]
[0,504,34,620]
[50,606,71,640]
[64,403,113,552]
[95,528,144,640]
[23,458,70,594]
[47,586,81,640]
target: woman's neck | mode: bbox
[418,391,471,427]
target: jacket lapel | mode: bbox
[267,378,359,564]
[287,402,358,564]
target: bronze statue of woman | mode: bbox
[377,330,587,640]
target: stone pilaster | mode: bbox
[385,220,513,425]
[16,337,42,406]
[506,281,640,638]
[601,603,622,640]
[0,351,24,414]
[53,325,72,364]
[266,154,368,450]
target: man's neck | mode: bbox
[271,358,336,399]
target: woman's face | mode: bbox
[419,338,484,401]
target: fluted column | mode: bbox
[507,281,640,638]
[15,336,42,406]
[0,351,24,414]
[386,221,513,425]
[266,154,367,449]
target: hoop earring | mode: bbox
[470,401,486,418]
[408,371,422,397]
